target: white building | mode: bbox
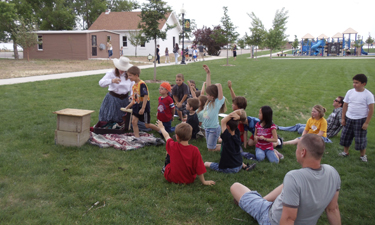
[88,11,182,57]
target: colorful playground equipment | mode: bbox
[299,28,368,56]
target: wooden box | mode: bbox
[53,108,94,147]
[55,129,90,147]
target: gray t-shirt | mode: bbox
[269,164,341,225]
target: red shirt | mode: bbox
[164,139,206,184]
[255,122,277,150]
[157,96,175,122]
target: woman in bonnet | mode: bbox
[98,57,134,123]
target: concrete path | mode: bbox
[0,55,226,86]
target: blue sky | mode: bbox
[137,0,375,41]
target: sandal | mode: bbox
[243,163,256,172]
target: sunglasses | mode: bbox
[334,99,340,102]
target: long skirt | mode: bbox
[99,93,129,123]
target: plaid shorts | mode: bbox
[340,117,367,150]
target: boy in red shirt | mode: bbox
[157,82,175,133]
[157,121,215,185]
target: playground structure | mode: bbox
[298,28,368,56]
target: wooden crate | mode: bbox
[55,129,90,147]
[53,108,94,147]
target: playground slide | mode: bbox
[311,40,325,56]
[361,49,368,55]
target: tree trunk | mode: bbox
[226,44,229,65]
[255,48,258,60]
[27,48,30,61]
[153,39,156,81]
[270,49,273,59]
[13,40,19,60]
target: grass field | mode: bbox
[1,54,375,224]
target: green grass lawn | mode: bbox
[1,55,375,224]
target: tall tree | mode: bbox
[11,17,38,61]
[75,0,107,29]
[128,30,145,57]
[211,6,239,65]
[292,35,299,55]
[365,35,374,53]
[237,38,245,55]
[247,12,266,59]
[107,0,139,12]
[138,0,173,81]
[36,0,76,30]
[264,7,289,59]
[193,25,225,56]
[0,1,19,59]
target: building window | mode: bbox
[37,35,43,50]
[140,41,145,47]
[122,36,127,47]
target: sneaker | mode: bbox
[274,149,284,160]
[360,155,368,162]
[338,152,349,157]
[161,166,166,174]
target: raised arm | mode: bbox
[221,110,241,133]
[200,82,206,96]
[216,83,223,100]
[203,65,211,87]
[187,81,197,98]
[227,80,236,99]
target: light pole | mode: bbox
[180,5,186,65]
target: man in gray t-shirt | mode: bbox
[230,134,341,225]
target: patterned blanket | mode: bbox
[89,132,165,151]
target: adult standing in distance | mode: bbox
[230,133,341,225]
[198,44,205,61]
[232,44,237,61]
[173,43,179,64]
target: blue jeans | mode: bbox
[174,53,179,64]
[278,123,305,134]
[239,191,272,225]
[255,148,279,163]
[209,163,242,173]
[162,121,172,133]
[205,126,221,149]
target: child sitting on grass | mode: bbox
[204,110,256,173]
[157,82,175,133]
[253,106,280,163]
[158,121,215,185]
[186,98,200,139]
[124,66,161,138]
[172,74,189,121]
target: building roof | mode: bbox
[331,32,342,38]
[317,34,329,39]
[302,33,314,39]
[342,27,358,34]
[88,11,172,31]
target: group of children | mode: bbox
[122,64,285,185]
[122,63,373,185]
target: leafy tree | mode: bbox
[75,0,107,29]
[107,0,139,12]
[210,6,239,65]
[264,7,289,59]
[193,25,225,56]
[292,35,299,55]
[0,1,19,59]
[128,30,145,57]
[237,38,245,54]
[11,17,38,61]
[138,0,173,81]
[247,11,266,59]
[353,36,364,56]
[365,35,374,53]
[36,0,76,30]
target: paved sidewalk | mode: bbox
[0,50,281,86]
[0,56,226,86]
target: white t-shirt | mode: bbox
[344,88,374,119]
